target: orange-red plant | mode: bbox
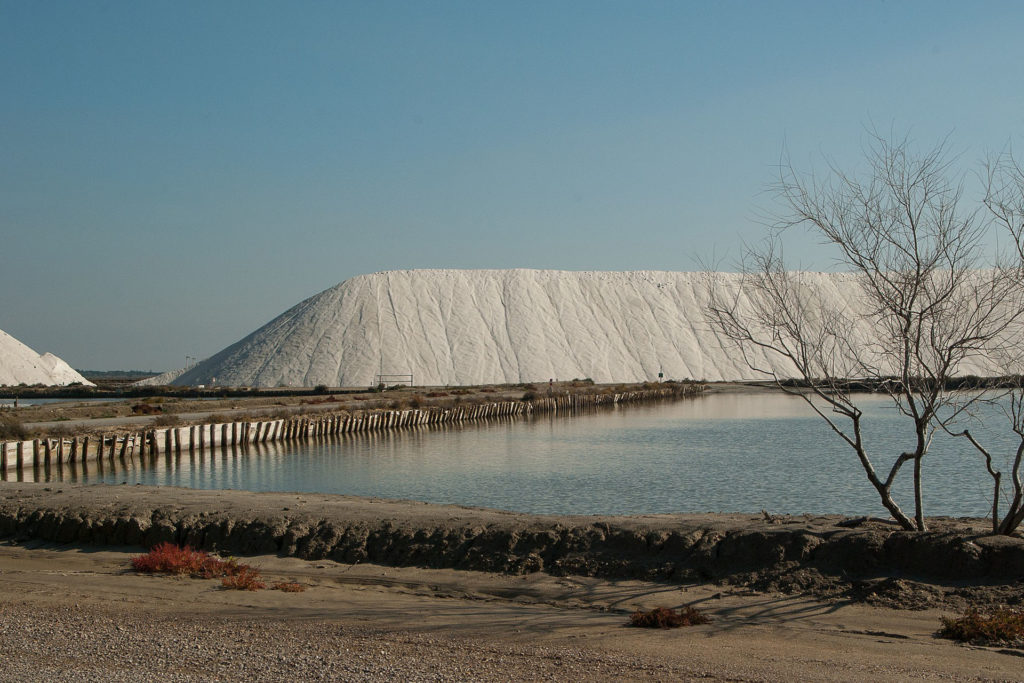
[134,544,311,594]
[629,606,710,629]
[272,582,306,592]
[221,565,266,591]
[133,543,251,580]
[132,542,221,576]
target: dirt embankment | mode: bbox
[2,482,1022,610]
[9,380,704,438]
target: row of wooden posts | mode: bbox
[0,386,693,471]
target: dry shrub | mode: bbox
[221,566,266,591]
[133,543,250,580]
[0,415,30,440]
[938,608,1024,645]
[132,543,222,576]
[629,606,710,629]
[425,391,448,397]
[153,414,183,427]
[272,581,306,592]
[45,424,74,438]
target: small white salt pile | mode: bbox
[0,328,93,386]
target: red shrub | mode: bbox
[132,543,218,576]
[133,543,252,580]
[272,582,306,592]
[221,566,266,591]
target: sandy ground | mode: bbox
[2,541,1022,682]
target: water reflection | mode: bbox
[12,393,1021,518]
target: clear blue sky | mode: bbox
[3,1,1024,371]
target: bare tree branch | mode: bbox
[706,134,1024,533]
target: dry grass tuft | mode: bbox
[628,606,710,629]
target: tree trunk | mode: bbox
[914,455,926,531]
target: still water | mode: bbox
[25,392,1022,517]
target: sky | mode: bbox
[3,1,1024,371]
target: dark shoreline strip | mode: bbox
[1,483,1022,587]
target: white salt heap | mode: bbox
[0,328,93,386]
[133,367,191,387]
[169,269,1005,388]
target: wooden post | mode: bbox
[198,424,205,451]
[0,442,7,471]
[80,436,90,462]
[221,423,228,447]
[108,434,117,459]
[189,426,196,454]
[70,437,78,462]
[119,434,129,459]
[33,439,41,467]
[174,428,182,455]
[16,441,24,469]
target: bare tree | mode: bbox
[706,134,1024,532]
[947,152,1024,535]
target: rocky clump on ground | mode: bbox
[1,482,1022,609]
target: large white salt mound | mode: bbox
[0,329,93,386]
[169,269,1006,388]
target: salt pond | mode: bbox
[25,392,1022,517]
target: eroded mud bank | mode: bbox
[1,483,1022,607]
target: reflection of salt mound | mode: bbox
[169,268,1002,388]
[0,329,93,386]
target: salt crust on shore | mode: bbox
[0,328,92,387]
[172,268,1008,388]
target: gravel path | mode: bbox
[1,602,693,682]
